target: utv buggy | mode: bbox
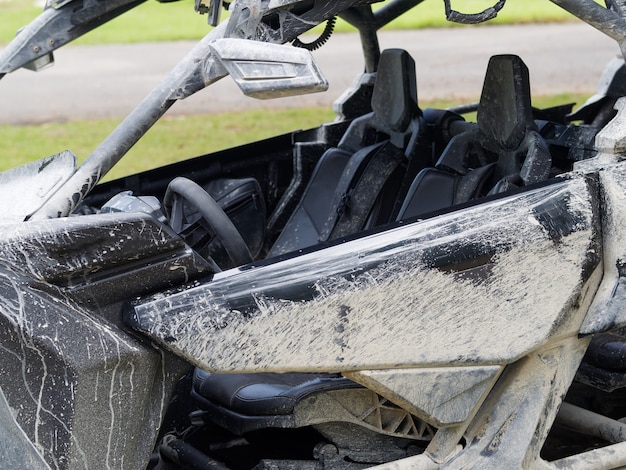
[3,0,626,469]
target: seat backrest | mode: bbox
[397,54,551,221]
[477,54,534,153]
[268,49,421,257]
[339,49,420,151]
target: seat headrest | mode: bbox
[371,49,419,132]
[477,54,534,150]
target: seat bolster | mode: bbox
[453,162,497,205]
[519,129,551,185]
[268,147,353,257]
[193,369,360,417]
[434,132,474,175]
[397,168,458,220]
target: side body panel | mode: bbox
[0,213,209,469]
[129,175,601,373]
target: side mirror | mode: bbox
[209,38,328,99]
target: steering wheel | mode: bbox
[164,177,253,270]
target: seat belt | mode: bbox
[319,141,405,242]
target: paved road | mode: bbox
[0,22,619,124]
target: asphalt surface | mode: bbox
[0,22,619,124]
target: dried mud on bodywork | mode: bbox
[5,0,626,469]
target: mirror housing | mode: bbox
[209,38,328,99]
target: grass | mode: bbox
[0,107,337,180]
[384,0,575,29]
[0,0,579,46]
[0,93,590,181]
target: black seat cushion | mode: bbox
[268,144,383,257]
[192,369,360,417]
[397,162,496,220]
[396,168,457,219]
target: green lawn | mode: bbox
[0,107,336,180]
[1,0,577,45]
